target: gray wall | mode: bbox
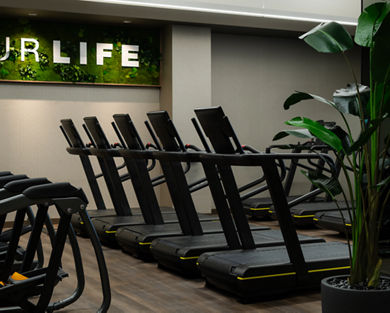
[0,83,160,211]
[211,32,361,194]
[160,25,213,211]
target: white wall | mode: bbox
[211,32,361,195]
[0,83,160,211]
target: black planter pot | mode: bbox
[321,275,390,313]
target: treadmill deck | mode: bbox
[198,242,350,300]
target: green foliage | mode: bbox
[285,117,344,152]
[18,64,36,80]
[54,64,96,82]
[273,129,314,141]
[0,65,9,78]
[299,21,353,53]
[0,19,160,85]
[275,2,390,288]
[38,52,49,70]
[355,2,390,47]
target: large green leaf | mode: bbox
[285,117,344,152]
[302,170,343,198]
[284,91,336,110]
[300,21,353,53]
[371,15,390,84]
[273,129,314,141]
[333,84,370,117]
[355,2,390,47]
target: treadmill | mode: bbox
[114,112,267,259]
[61,119,121,236]
[242,142,329,220]
[82,116,182,246]
[314,210,352,234]
[146,113,325,276]
[193,107,350,300]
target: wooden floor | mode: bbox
[34,220,353,313]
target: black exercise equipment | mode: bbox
[84,116,199,247]
[61,119,122,236]
[195,152,349,300]
[114,111,270,260]
[194,107,348,227]
[142,111,324,275]
[0,182,110,312]
[0,177,52,271]
[92,113,219,253]
[314,210,352,234]
[241,142,328,220]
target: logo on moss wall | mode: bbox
[0,19,160,86]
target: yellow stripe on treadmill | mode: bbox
[180,256,199,260]
[138,242,152,245]
[293,214,315,218]
[237,266,350,281]
[308,266,350,273]
[237,272,296,280]
[345,224,352,227]
[250,207,270,211]
[313,218,319,221]
[105,230,117,234]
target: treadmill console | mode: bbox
[83,117,111,149]
[60,119,85,148]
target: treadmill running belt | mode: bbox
[198,242,350,300]
[115,221,269,258]
[150,230,324,275]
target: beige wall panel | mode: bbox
[211,32,361,196]
[0,83,160,213]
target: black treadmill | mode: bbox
[241,142,329,220]
[82,116,183,246]
[314,210,352,233]
[114,112,268,259]
[193,107,350,300]
[147,112,325,276]
[61,119,122,236]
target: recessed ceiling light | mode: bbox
[28,12,38,16]
[123,20,132,23]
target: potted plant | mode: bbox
[273,2,390,313]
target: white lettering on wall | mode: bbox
[80,42,87,65]
[121,45,139,67]
[1,37,144,69]
[0,37,10,61]
[21,38,39,62]
[96,43,113,65]
[53,40,70,64]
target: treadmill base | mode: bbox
[198,242,350,301]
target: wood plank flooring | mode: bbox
[41,220,349,313]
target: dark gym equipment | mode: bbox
[145,111,324,275]
[191,107,349,300]
[112,112,267,259]
[84,116,217,247]
[241,142,329,220]
[0,182,110,312]
[60,119,122,236]
[194,107,348,226]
